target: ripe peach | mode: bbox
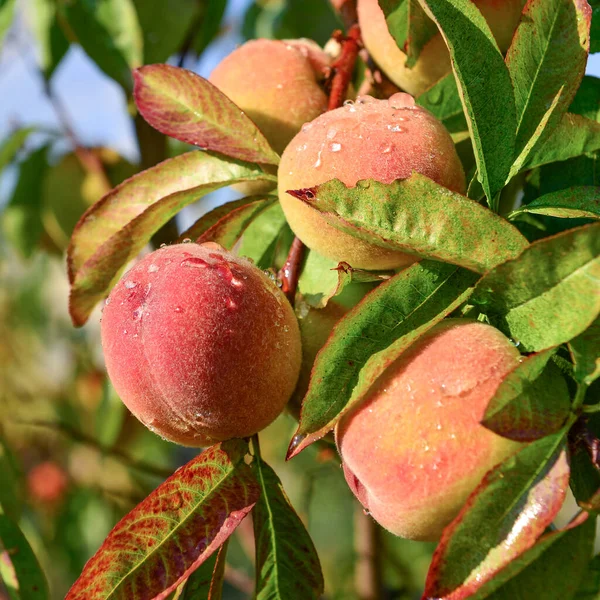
[358,0,524,96]
[335,319,524,541]
[100,243,301,447]
[210,38,329,156]
[278,94,465,270]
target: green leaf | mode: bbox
[523,113,600,172]
[2,146,48,258]
[192,196,277,250]
[416,72,467,134]
[192,0,227,58]
[570,316,600,385]
[506,0,591,171]
[67,151,271,326]
[236,203,291,269]
[0,435,22,522]
[379,0,438,66]
[65,440,259,600]
[0,0,16,51]
[510,187,600,220]
[291,175,528,274]
[486,514,595,600]
[482,348,571,441]
[172,541,227,600]
[29,0,69,79]
[253,457,324,599]
[424,433,570,600]
[591,1,600,53]
[472,222,600,351]
[134,65,280,166]
[59,0,143,91]
[288,261,478,458]
[417,0,517,204]
[576,553,600,599]
[0,511,49,600]
[0,128,35,173]
[132,0,198,65]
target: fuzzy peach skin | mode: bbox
[335,319,524,541]
[358,0,525,96]
[278,93,466,270]
[210,38,329,156]
[101,243,301,447]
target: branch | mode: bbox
[278,237,306,304]
[327,24,362,111]
[43,80,113,195]
[354,505,383,600]
[14,419,173,479]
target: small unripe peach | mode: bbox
[210,39,329,156]
[101,243,301,447]
[358,0,524,96]
[336,319,525,541]
[27,462,68,505]
[278,94,465,270]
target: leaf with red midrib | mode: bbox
[134,65,280,166]
[423,433,570,600]
[65,440,258,600]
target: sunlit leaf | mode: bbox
[417,0,516,204]
[288,261,478,458]
[524,113,600,172]
[290,175,528,274]
[134,65,279,165]
[486,514,595,600]
[510,187,600,220]
[472,222,600,351]
[379,0,438,66]
[507,0,591,170]
[424,433,570,600]
[253,456,324,599]
[65,440,259,600]
[67,151,271,326]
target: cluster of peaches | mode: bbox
[102,0,528,541]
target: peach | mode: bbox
[100,243,301,447]
[358,0,524,96]
[27,462,68,505]
[278,94,466,270]
[210,38,329,156]
[335,319,524,541]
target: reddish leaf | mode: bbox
[172,540,228,600]
[67,151,270,326]
[65,440,259,600]
[134,65,279,166]
[423,433,570,600]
